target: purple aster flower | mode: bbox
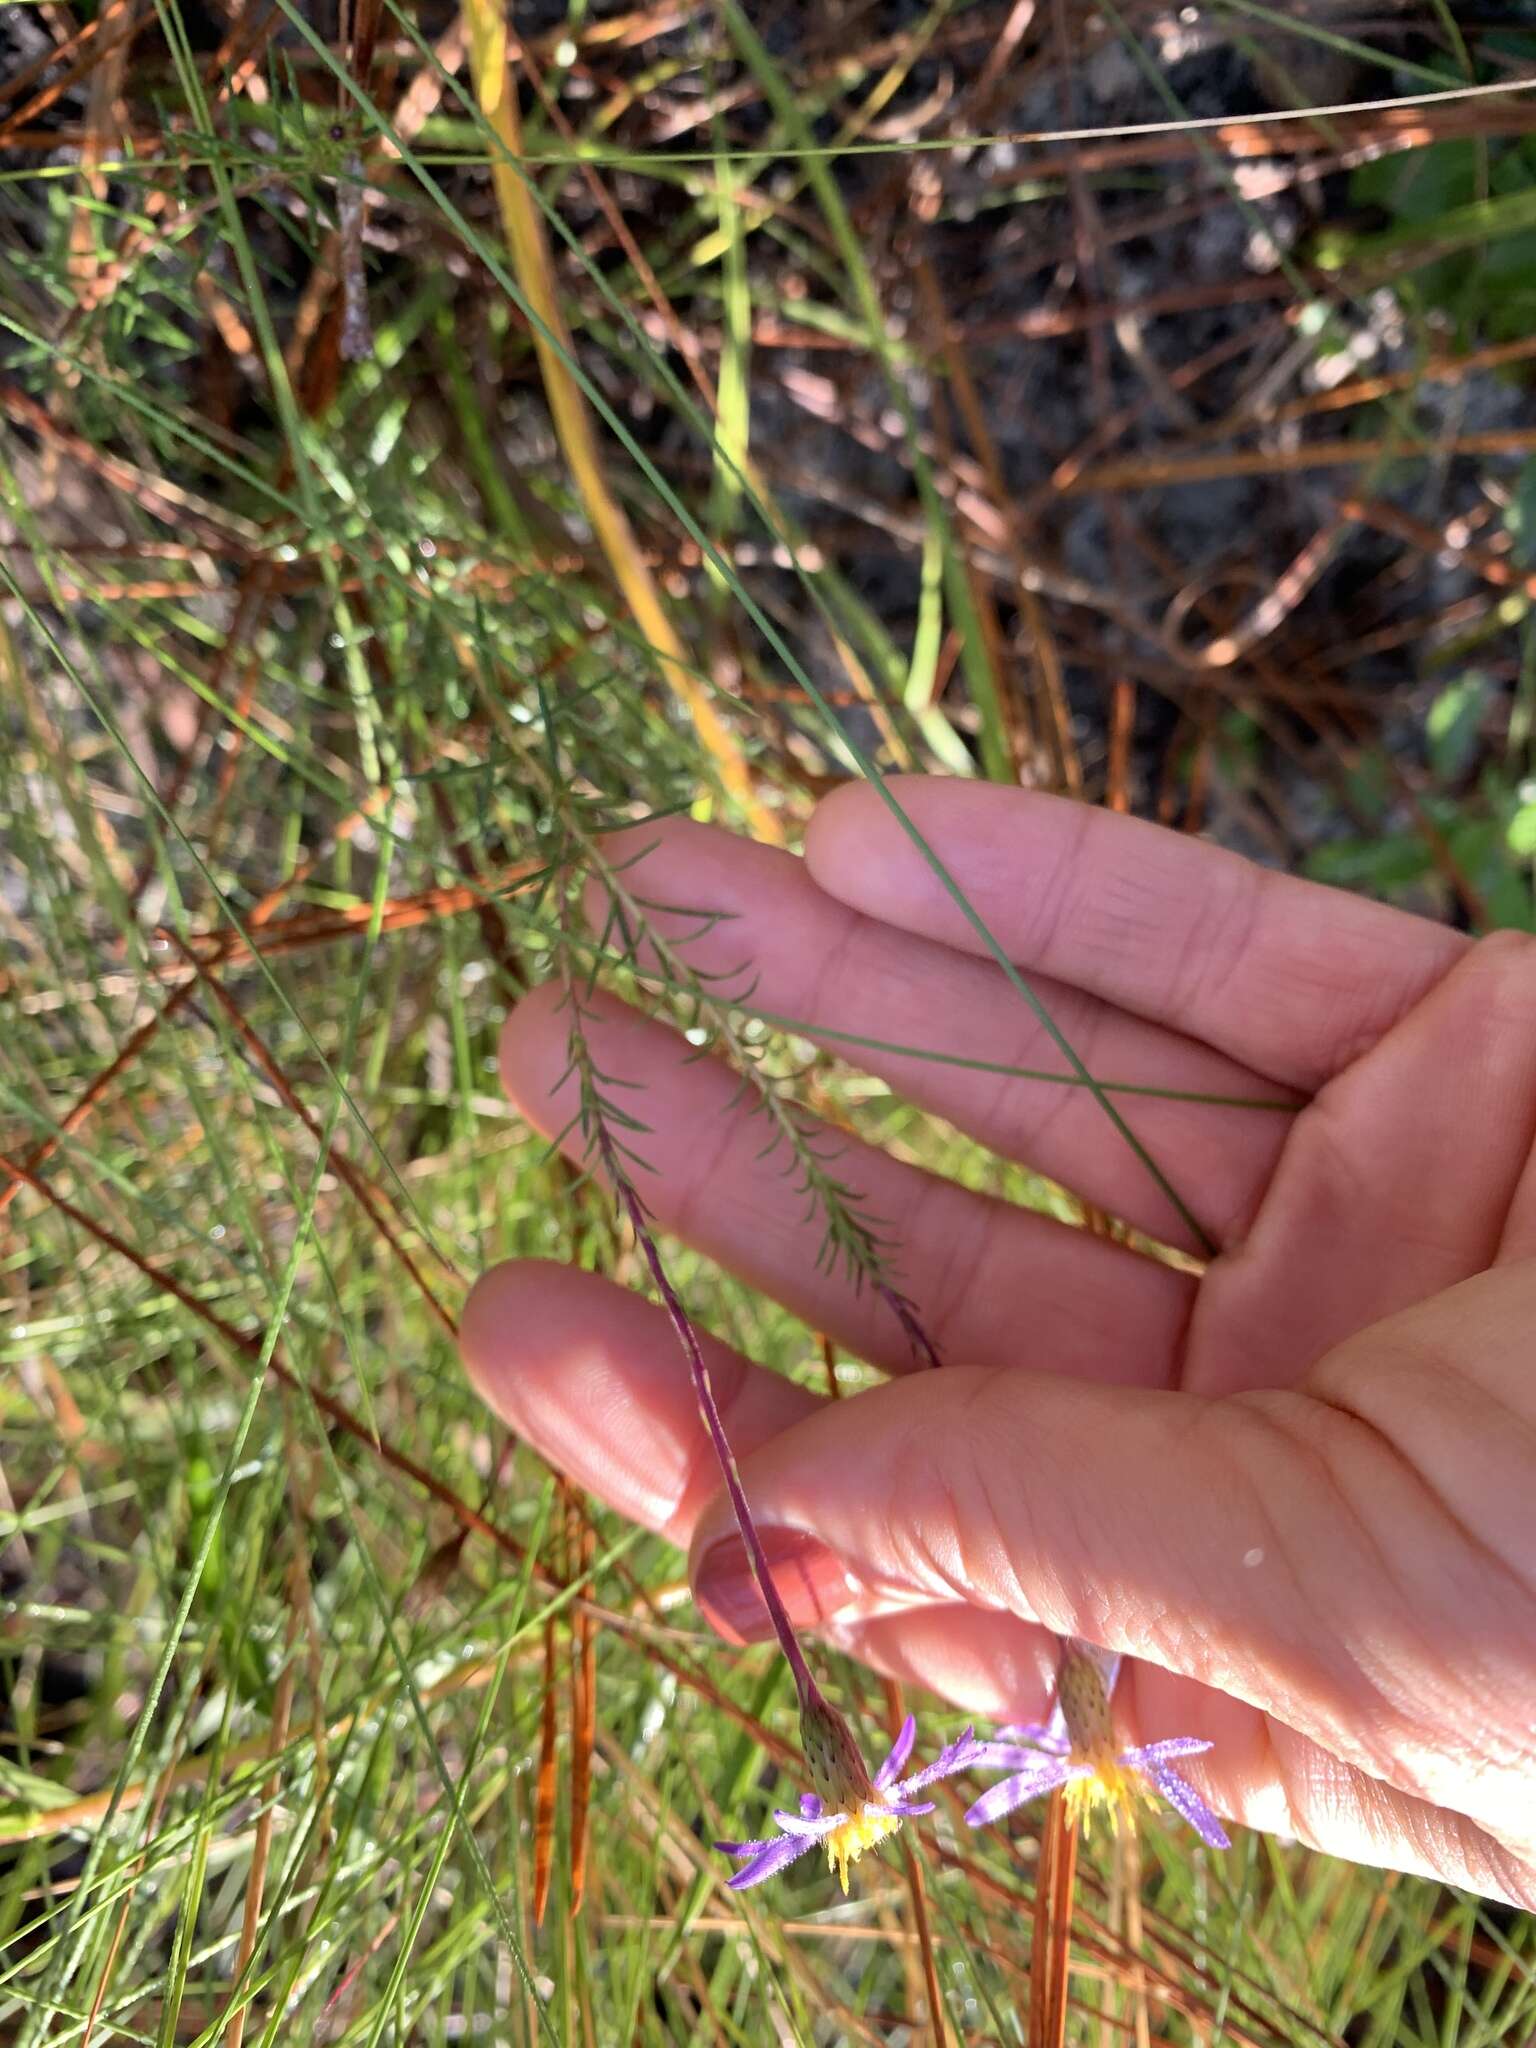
[965,1638,1229,1850]
[719,1708,988,1894]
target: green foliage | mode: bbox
[1304,674,1536,928]
[1338,44,1536,340]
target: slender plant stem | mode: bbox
[600,1127,824,1713]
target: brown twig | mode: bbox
[166,930,462,1339]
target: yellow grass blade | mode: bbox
[463,0,781,843]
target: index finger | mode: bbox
[806,781,1466,1090]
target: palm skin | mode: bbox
[461,778,1536,1905]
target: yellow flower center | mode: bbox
[1055,1642,1146,1839]
[822,1799,905,1894]
[1062,1750,1147,1839]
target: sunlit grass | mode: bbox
[3,1,1536,2040]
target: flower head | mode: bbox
[720,1708,986,1894]
[965,1639,1229,1850]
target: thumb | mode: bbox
[686,1284,1536,1837]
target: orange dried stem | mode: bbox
[568,1501,596,1917]
[820,1334,840,1400]
[1030,1789,1079,2048]
[533,1613,560,1927]
[80,1758,180,2048]
[222,1648,297,2048]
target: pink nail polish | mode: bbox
[694,1526,855,1645]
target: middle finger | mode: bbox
[589,819,1295,1248]
[502,980,1195,1383]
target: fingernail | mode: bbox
[694,1526,856,1645]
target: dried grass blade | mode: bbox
[533,1613,561,1927]
[1029,1789,1079,2048]
[461,0,779,842]
[221,1645,297,2048]
[569,1499,596,1917]
[901,1837,948,2048]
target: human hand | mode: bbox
[461,779,1536,1905]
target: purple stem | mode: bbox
[877,1285,942,1371]
[601,1129,825,1712]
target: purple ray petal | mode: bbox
[969,1741,1060,1773]
[1146,1765,1231,1850]
[716,1835,775,1857]
[965,1756,1075,1827]
[900,1726,984,1794]
[993,1715,1071,1756]
[882,1796,936,1818]
[1123,1737,1213,1767]
[773,1807,843,1838]
[875,1714,918,1789]
[724,1831,821,1889]
[799,1792,824,1820]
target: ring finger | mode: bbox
[502,981,1196,1384]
